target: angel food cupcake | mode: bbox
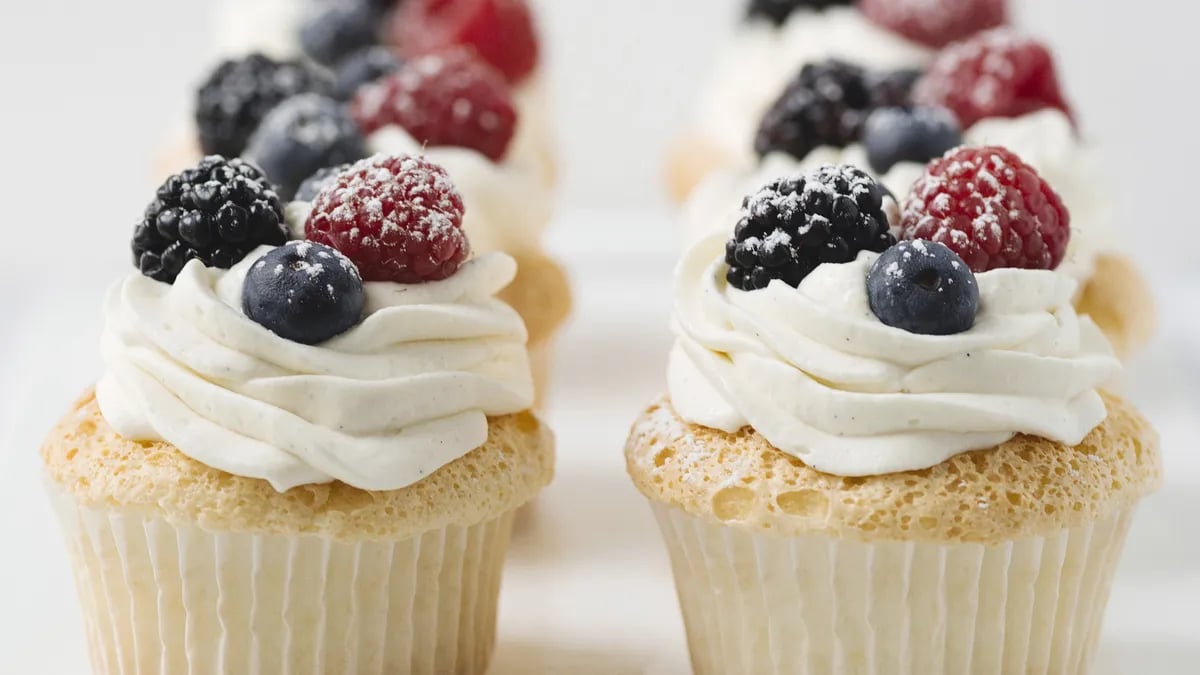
[166,40,570,401]
[42,154,554,675]
[682,30,1154,357]
[627,160,1161,674]
[666,0,1008,200]
[200,0,556,185]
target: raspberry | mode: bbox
[746,0,854,26]
[755,60,917,162]
[913,29,1072,129]
[860,0,1007,48]
[194,53,331,157]
[898,146,1071,273]
[351,49,517,161]
[389,0,539,83]
[134,156,288,283]
[304,155,470,283]
[726,165,895,291]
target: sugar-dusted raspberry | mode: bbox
[913,29,1072,129]
[304,155,470,283]
[860,0,1007,48]
[389,0,539,83]
[351,48,517,161]
[898,146,1070,273]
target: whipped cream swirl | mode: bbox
[683,110,1111,284]
[668,234,1121,477]
[695,7,931,163]
[368,127,553,256]
[97,249,534,492]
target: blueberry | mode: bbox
[863,106,962,174]
[243,94,368,201]
[333,46,403,101]
[295,163,353,203]
[299,0,383,68]
[867,240,979,336]
[242,241,366,345]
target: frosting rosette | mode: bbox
[97,248,534,492]
[668,233,1121,477]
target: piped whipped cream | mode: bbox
[96,248,534,493]
[367,126,553,256]
[683,110,1110,284]
[668,233,1121,477]
[695,6,931,162]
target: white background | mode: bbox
[0,1,1197,673]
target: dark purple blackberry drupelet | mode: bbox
[746,0,854,25]
[867,240,979,335]
[195,54,331,158]
[756,60,919,162]
[134,156,288,283]
[726,165,895,291]
[243,95,368,201]
[242,241,366,345]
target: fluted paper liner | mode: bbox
[50,485,516,675]
[651,502,1135,675]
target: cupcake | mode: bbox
[680,30,1154,357]
[43,154,554,674]
[161,40,570,402]
[188,0,556,186]
[627,159,1161,674]
[666,0,1009,201]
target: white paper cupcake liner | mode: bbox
[651,502,1135,675]
[50,486,516,675]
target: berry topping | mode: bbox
[299,0,385,67]
[726,165,896,291]
[390,0,539,83]
[755,60,916,162]
[305,155,470,283]
[351,49,516,160]
[899,146,1070,273]
[134,156,288,283]
[860,0,1007,48]
[745,0,854,26]
[243,95,368,201]
[867,240,979,335]
[863,106,962,174]
[913,29,1072,129]
[295,163,354,203]
[195,53,331,158]
[243,241,366,345]
[333,46,405,101]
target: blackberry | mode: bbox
[333,46,404,101]
[755,60,921,162]
[746,0,854,26]
[195,53,331,158]
[726,165,895,291]
[133,156,289,283]
[243,95,368,200]
[295,163,353,203]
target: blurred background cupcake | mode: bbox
[42,154,554,674]
[627,154,1162,673]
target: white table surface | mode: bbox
[0,210,1197,674]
